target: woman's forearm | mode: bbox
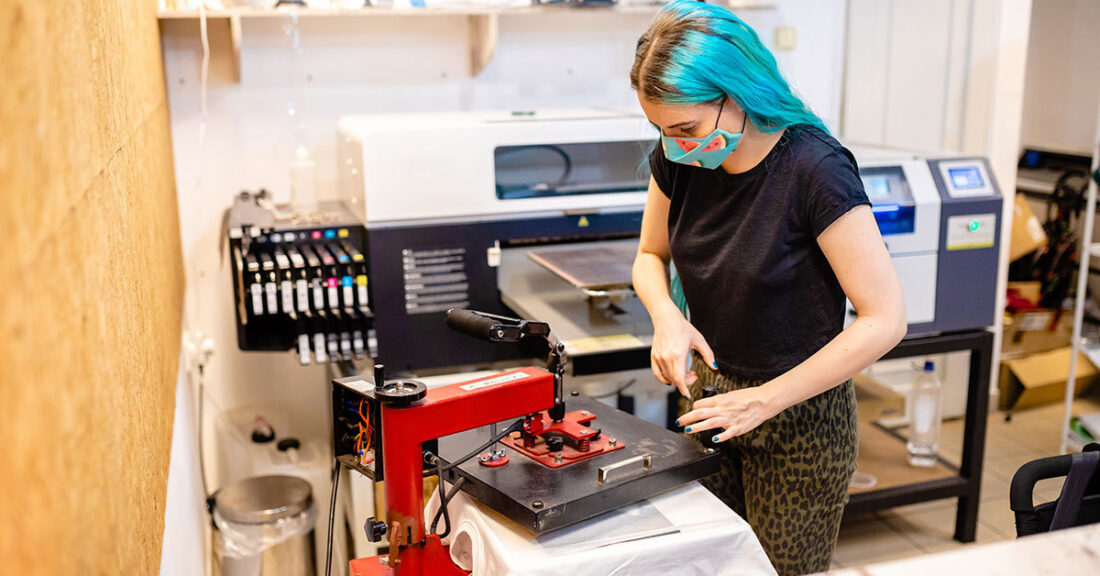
[632,251,682,327]
[761,312,907,412]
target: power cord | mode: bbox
[324,459,340,576]
[423,419,525,478]
[425,419,526,537]
[322,418,525,572]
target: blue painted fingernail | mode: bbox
[674,419,680,426]
[712,436,720,442]
[685,427,692,433]
[711,361,718,369]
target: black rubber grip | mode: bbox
[445,309,500,342]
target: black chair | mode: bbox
[1009,442,1100,537]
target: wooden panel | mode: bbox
[0,1,183,574]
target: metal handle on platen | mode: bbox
[445,309,521,342]
[598,453,652,484]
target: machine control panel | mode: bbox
[937,160,996,198]
[228,191,375,364]
[946,213,997,251]
[331,372,439,481]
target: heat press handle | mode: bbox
[446,308,520,342]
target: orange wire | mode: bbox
[358,398,373,453]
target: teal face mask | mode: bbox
[661,98,747,169]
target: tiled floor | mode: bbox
[830,394,1100,570]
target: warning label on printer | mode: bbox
[403,247,470,315]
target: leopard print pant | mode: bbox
[681,357,859,576]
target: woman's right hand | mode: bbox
[650,304,718,398]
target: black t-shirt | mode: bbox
[649,125,870,381]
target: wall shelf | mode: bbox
[156,2,775,78]
[157,2,774,19]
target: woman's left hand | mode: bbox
[677,386,781,442]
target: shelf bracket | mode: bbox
[468,14,498,77]
[229,15,242,83]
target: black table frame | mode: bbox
[845,329,993,542]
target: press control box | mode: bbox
[331,373,438,481]
[228,191,375,365]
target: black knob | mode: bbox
[250,420,275,443]
[276,438,300,452]
[545,436,564,452]
[548,400,566,422]
[364,517,387,543]
[375,379,427,406]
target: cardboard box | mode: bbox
[1003,281,1071,358]
[1002,308,1073,359]
[1009,195,1048,262]
[998,347,1098,411]
[853,373,905,422]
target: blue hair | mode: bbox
[630,0,827,133]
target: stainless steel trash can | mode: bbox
[214,475,317,576]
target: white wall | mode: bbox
[160,3,849,570]
[1020,0,1100,155]
[765,0,850,132]
[160,363,207,576]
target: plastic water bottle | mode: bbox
[907,361,943,467]
[289,145,318,214]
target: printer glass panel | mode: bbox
[494,140,654,200]
[860,166,916,236]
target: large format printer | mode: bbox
[337,109,657,375]
[336,110,1003,380]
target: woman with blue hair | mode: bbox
[630,2,907,573]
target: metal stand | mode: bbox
[846,329,993,542]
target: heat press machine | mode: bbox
[331,309,719,575]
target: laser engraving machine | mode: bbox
[852,149,1004,335]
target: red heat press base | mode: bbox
[500,409,626,468]
[349,535,468,576]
